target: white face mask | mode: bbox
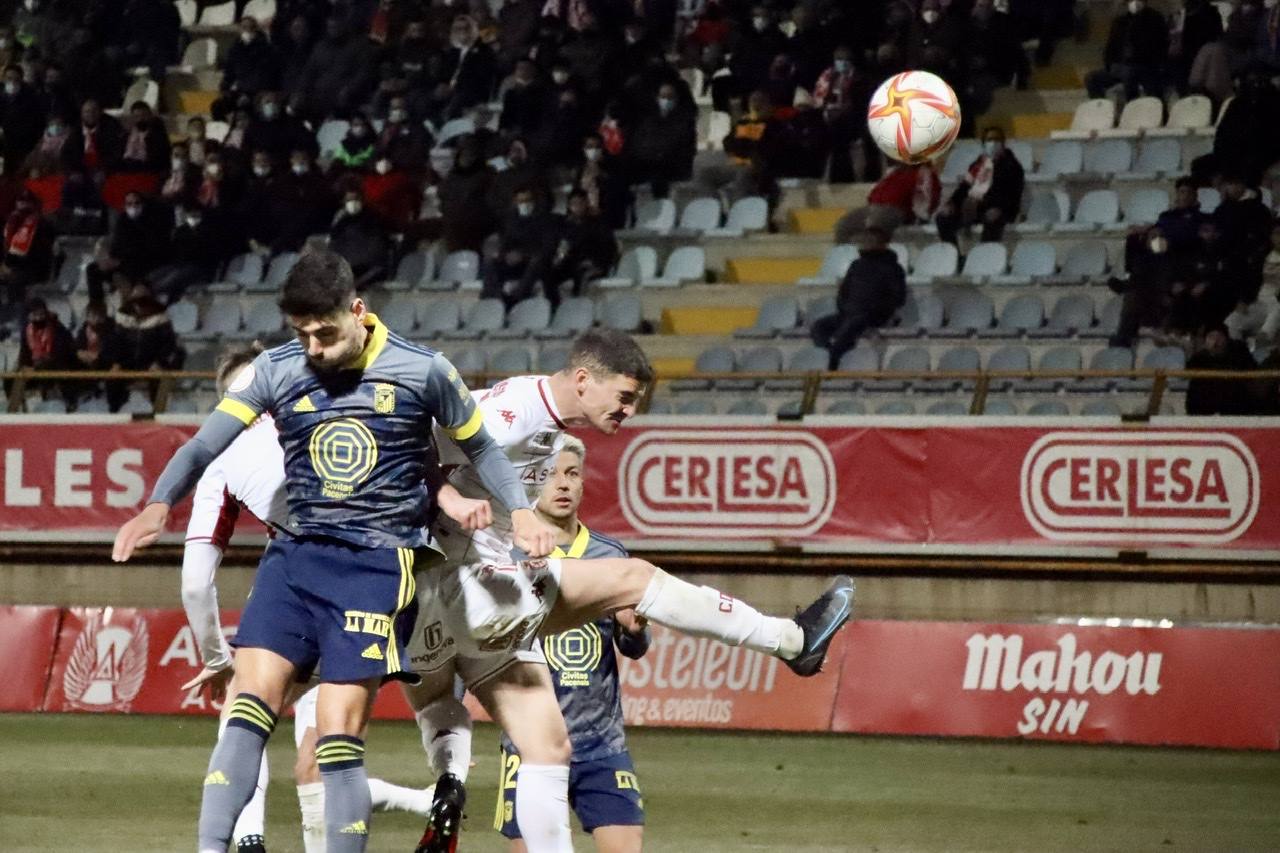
[171,157,186,171]
[388,108,407,123]
[240,30,254,43]
[24,0,36,11]
[923,10,940,23]
[3,81,17,95]
[345,200,362,215]
[833,59,851,74]
[584,147,601,161]
[205,164,222,178]
[253,164,270,177]
[125,205,142,219]
[752,16,768,31]
[552,70,569,85]
[983,140,1003,157]
[261,103,278,120]
[1127,0,1142,13]
[292,162,308,175]
[658,97,675,114]
[1149,236,1168,254]
[375,159,391,175]
[516,201,534,217]
[186,215,202,228]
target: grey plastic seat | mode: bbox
[168,301,199,335]
[865,346,929,393]
[381,293,422,334]
[984,293,1045,338]
[798,244,858,286]
[263,252,299,289]
[1081,399,1122,416]
[941,140,982,181]
[1099,96,1163,138]
[1032,293,1095,338]
[538,297,595,339]
[775,399,805,418]
[726,398,769,415]
[488,346,532,374]
[766,346,828,392]
[645,398,673,414]
[225,253,264,287]
[875,400,916,415]
[1049,242,1109,285]
[1118,345,1187,392]
[240,296,283,336]
[721,346,783,391]
[1015,345,1083,393]
[200,295,243,337]
[735,295,799,338]
[599,293,642,332]
[1122,188,1169,226]
[1148,94,1212,136]
[645,246,706,287]
[418,299,462,337]
[1027,140,1083,182]
[449,348,486,375]
[1074,346,1135,393]
[982,398,1019,415]
[1027,399,1071,416]
[805,294,836,325]
[824,398,868,415]
[919,346,980,392]
[632,198,677,233]
[1016,189,1070,232]
[1007,140,1034,171]
[993,241,1055,286]
[1054,189,1119,232]
[674,397,717,415]
[823,346,879,392]
[76,395,111,414]
[883,292,945,338]
[1197,187,1221,213]
[672,346,735,391]
[906,242,959,285]
[960,243,1007,280]
[536,345,570,373]
[987,345,1032,390]
[1086,294,1123,339]
[1082,139,1133,176]
[454,298,505,338]
[33,397,68,414]
[1122,138,1182,179]
[925,399,968,415]
[438,250,481,287]
[491,297,551,339]
[936,288,994,337]
[678,197,722,232]
[393,251,437,290]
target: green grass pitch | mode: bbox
[1,714,1277,851]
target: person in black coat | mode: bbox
[810,226,908,369]
[61,99,125,176]
[433,15,497,121]
[146,202,225,303]
[1186,324,1259,415]
[376,95,432,173]
[935,126,1025,244]
[242,92,317,163]
[499,58,552,139]
[728,4,789,99]
[439,137,495,252]
[86,190,171,303]
[119,101,171,173]
[482,187,555,307]
[269,150,337,253]
[545,189,619,305]
[1086,0,1169,99]
[1110,226,1179,347]
[1213,171,1275,306]
[328,186,392,287]
[1171,0,1223,93]
[624,81,697,198]
[221,16,282,103]
[0,65,45,165]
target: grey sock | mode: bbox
[197,694,277,851]
[318,735,372,852]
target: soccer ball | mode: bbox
[866,71,962,165]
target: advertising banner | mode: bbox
[0,605,61,712]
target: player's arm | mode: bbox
[425,456,492,531]
[113,354,273,562]
[180,460,238,675]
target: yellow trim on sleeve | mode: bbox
[216,398,259,425]
[445,407,484,441]
[347,313,389,371]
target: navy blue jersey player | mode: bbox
[112,250,556,853]
[496,437,649,853]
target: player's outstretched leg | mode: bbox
[414,771,467,853]
[546,560,856,677]
[412,691,473,853]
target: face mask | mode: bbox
[345,200,362,215]
[351,125,368,138]
[253,164,270,177]
[205,164,222,178]
[983,140,1003,157]
[451,36,469,49]
[1127,0,1142,12]
[389,108,407,123]
[186,215,202,228]
[46,124,62,136]
[240,30,254,43]
[292,162,308,175]
[658,97,675,114]
[375,159,391,174]
[1149,237,1168,254]
[752,16,768,31]
[3,81,16,95]
[923,10,940,23]
[516,202,534,217]
[171,157,186,171]
[1267,0,1278,8]
[0,38,9,48]
[994,0,1009,11]
[24,0,36,11]
[584,147,601,161]
[261,103,278,120]
[833,59,851,74]
[552,70,569,85]
[125,204,142,219]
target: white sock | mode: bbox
[514,763,572,853]
[636,569,804,659]
[296,781,326,853]
[415,695,473,781]
[367,777,436,816]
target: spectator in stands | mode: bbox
[182,116,217,168]
[146,202,222,304]
[377,95,431,172]
[935,127,1024,244]
[270,149,336,253]
[1259,0,1280,71]
[500,58,550,138]
[243,91,316,163]
[221,16,282,109]
[701,89,784,204]
[530,87,591,171]
[908,0,966,87]
[54,170,107,236]
[13,0,68,59]
[1224,1,1266,71]
[966,0,1031,118]
[546,188,618,306]
[626,80,696,198]
[1086,0,1168,101]
[0,154,21,221]
[120,101,171,173]
[1157,177,1210,251]
[238,149,280,250]
[1188,32,1235,105]
[777,91,834,180]
[434,15,497,121]
[488,137,549,219]
[483,186,554,307]
[439,137,494,251]
[329,185,392,287]
[1170,0,1224,93]
[836,161,941,244]
[35,62,75,128]
[810,225,908,370]
[728,4,788,101]
[160,142,201,206]
[0,189,52,306]
[194,150,240,216]
[0,28,21,69]
[761,54,799,113]
[278,14,317,95]
[814,46,876,183]
[332,113,378,173]
[497,0,541,66]
[1171,220,1236,332]
[31,111,70,166]
[363,154,423,233]
[1186,324,1259,414]
[0,64,43,165]
[1111,226,1177,347]
[300,15,378,119]
[18,295,75,371]
[62,99,123,177]
[116,282,182,370]
[117,0,180,81]
[574,131,630,229]
[1214,171,1275,305]
[87,190,170,303]
[1195,68,1280,186]
[73,299,126,410]
[1227,222,1280,340]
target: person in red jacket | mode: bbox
[835,160,940,243]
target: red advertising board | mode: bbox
[0,605,61,711]
[832,620,1280,750]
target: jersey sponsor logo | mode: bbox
[373,383,396,414]
[63,611,149,711]
[531,431,558,449]
[309,418,379,499]
[544,623,604,688]
[619,430,837,538]
[409,620,455,667]
[361,642,384,660]
[293,395,317,413]
[343,610,392,637]
[227,364,255,394]
[614,770,641,792]
[1020,432,1260,543]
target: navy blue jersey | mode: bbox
[216,314,483,549]
[502,524,642,763]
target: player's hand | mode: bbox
[511,508,557,557]
[614,608,648,635]
[437,484,492,531]
[112,502,170,562]
[181,665,233,703]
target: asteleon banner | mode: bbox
[579,419,1280,556]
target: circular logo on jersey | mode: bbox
[309,418,379,498]
[543,623,603,688]
[227,364,255,394]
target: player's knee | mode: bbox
[618,559,657,603]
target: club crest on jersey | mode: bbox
[373,383,396,414]
[62,611,150,711]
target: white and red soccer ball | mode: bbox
[867,70,962,164]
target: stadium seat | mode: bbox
[865,347,929,393]
[1073,346,1135,393]
[888,242,910,271]
[884,292,945,338]
[198,295,243,338]
[538,297,595,339]
[175,0,197,26]
[919,346,980,392]
[491,297,551,339]
[1082,139,1133,177]
[984,293,1045,338]
[767,346,829,392]
[906,242,959,285]
[644,246,705,287]
[1048,242,1109,284]
[925,399,968,415]
[33,397,68,414]
[1088,294,1123,339]
[632,198,677,234]
[722,346,783,391]
[726,398,769,415]
[823,398,867,415]
[1051,98,1116,140]
[983,398,1019,415]
[987,345,1032,390]
[168,300,199,335]
[1118,345,1187,392]
[1027,399,1070,416]
[599,293,642,332]
[488,347,532,374]
[1015,188,1070,232]
[1027,141,1083,183]
[1054,189,1119,232]
[263,252,299,290]
[198,0,236,25]
[775,399,805,418]
[1032,293,1095,338]
[1122,188,1169,226]
[418,298,462,337]
[175,37,218,72]
[707,111,732,149]
[242,0,277,24]
[678,197,722,232]
[875,400,916,414]
[381,293,421,334]
[436,117,476,146]
[597,246,657,288]
[1081,398,1122,416]
[644,397,673,414]
[1148,95,1212,137]
[437,250,481,288]
[824,346,881,392]
[205,120,230,142]
[75,395,111,414]
[709,196,768,237]
[993,241,1055,285]
[941,140,982,182]
[1006,140,1034,172]
[449,298,505,339]
[536,345,570,373]
[1022,345,1083,393]
[240,296,282,336]
[671,346,735,391]
[805,293,836,325]
[392,250,437,290]
[959,243,1007,281]
[1121,138,1182,180]
[1198,187,1221,214]
[734,295,798,339]
[225,252,264,288]
[121,77,159,111]
[935,287,994,337]
[798,244,858,286]
[1097,96,1163,138]
[675,398,718,415]
[448,348,485,375]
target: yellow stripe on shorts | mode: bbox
[385,548,416,674]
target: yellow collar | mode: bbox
[551,522,591,559]
[347,312,388,371]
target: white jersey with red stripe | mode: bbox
[181,417,288,670]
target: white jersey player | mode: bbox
[180,345,449,853]
[404,331,855,853]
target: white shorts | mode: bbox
[406,525,562,687]
[292,685,318,748]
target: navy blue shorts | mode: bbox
[233,536,419,683]
[495,747,644,838]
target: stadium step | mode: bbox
[788,208,845,236]
[660,306,759,335]
[1031,65,1086,90]
[1009,112,1074,139]
[724,257,823,285]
